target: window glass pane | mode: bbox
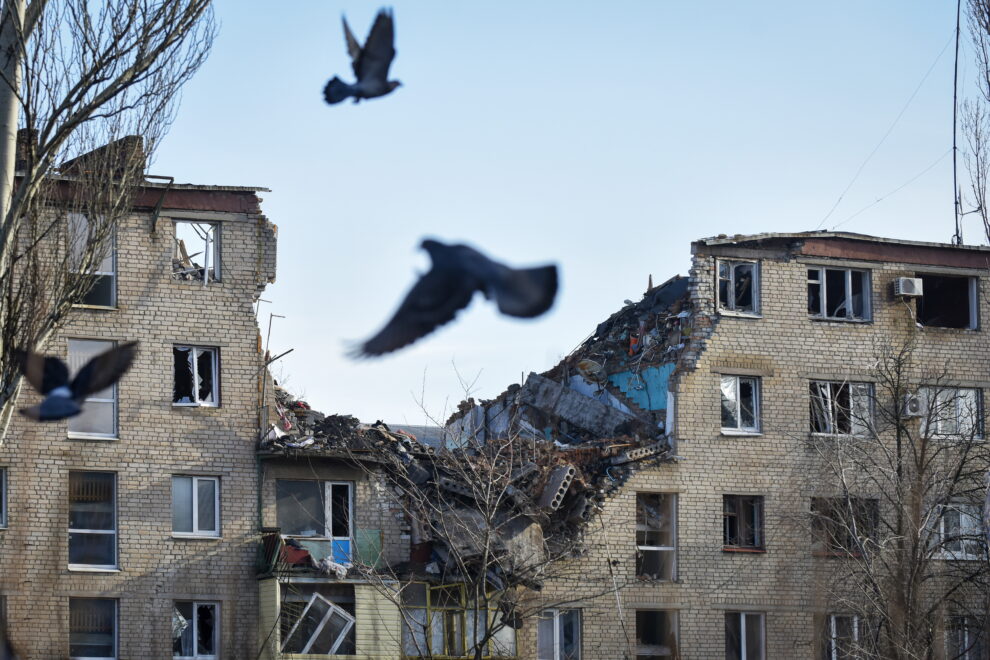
[560,610,580,659]
[282,597,330,653]
[69,472,114,530]
[196,604,216,655]
[745,614,763,659]
[537,613,555,659]
[276,481,325,536]
[491,621,516,656]
[734,263,754,310]
[808,269,821,314]
[172,477,193,533]
[69,598,115,658]
[196,479,217,533]
[739,378,756,429]
[68,400,115,436]
[330,484,350,537]
[173,347,194,403]
[68,339,115,400]
[196,349,215,403]
[721,376,739,428]
[311,608,350,654]
[173,602,194,656]
[80,273,114,307]
[725,613,741,660]
[68,532,115,565]
[402,608,428,656]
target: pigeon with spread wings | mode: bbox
[324,8,401,105]
[18,341,138,420]
[353,240,558,357]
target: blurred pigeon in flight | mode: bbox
[324,8,401,105]
[18,341,138,420]
[353,240,558,357]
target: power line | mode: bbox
[816,33,955,229]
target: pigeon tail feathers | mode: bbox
[323,77,354,104]
[493,264,559,318]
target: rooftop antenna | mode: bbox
[953,0,965,245]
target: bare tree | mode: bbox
[0,0,215,443]
[803,336,990,660]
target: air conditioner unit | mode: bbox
[893,277,923,297]
[903,393,924,418]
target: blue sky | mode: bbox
[154,1,966,424]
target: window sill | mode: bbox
[67,566,120,573]
[812,551,863,559]
[809,316,872,324]
[172,403,220,408]
[932,554,986,561]
[67,433,118,441]
[916,325,979,332]
[809,432,869,440]
[72,304,118,311]
[722,546,766,554]
[718,310,762,319]
[172,534,221,541]
[721,429,762,437]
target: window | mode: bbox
[916,274,977,329]
[811,498,878,556]
[172,476,219,538]
[173,346,218,406]
[725,612,765,660]
[70,598,116,659]
[68,339,118,438]
[947,615,987,660]
[810,381,872,436]
[538,609,581,660]
[636,493,676,580]
[276,481,352,563]
[723,495,764,550]
[0,467,6,528]
[922,387,982,438]
[173,221,220,283]
[280,584,355,655]
[718,261,758,314]
[808,267,870,321]
[721,376,760,433]
[173,601,218,659]
[635,610,678,660]
[401,584,515,658]
[822,614,874,660]
[68,212,115,307]
[936,502,985,560]
[68,471,116,569]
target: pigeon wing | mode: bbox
[354,268,480,357]
[342,15,362,76]
[491,264,559,318]
[355,9,395,83]
[69,341,138,400]
[17,350,69,394]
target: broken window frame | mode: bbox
[171,476,220,538]
[915,273,978,330]
[720,375,760,433]
[172,220,221,284]
[68,212,117,308]
[809,381,873,437]
[401,583,515,658]
[935,502,986,561]
[635,609,678,660]
[717,260,759,315]
[636,492,677,581]
[67,338,119,439]
[69,597,117,660]
[172,345,219,407]
[810,497,878,557]
[725,611,765,660]
[921,387,983,439]
[537,608,581,660]
[0,467,6,529]
[172,601,218,660]
[280,592,355,655]
[723,495,764,551]
[276,480,353,564]
[807,267,871,321]
[68,471,117,571]
[946,615,988,660]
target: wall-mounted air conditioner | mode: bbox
[903,392,924,418]
[893,277,923,297]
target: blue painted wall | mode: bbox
[608,363,675,411]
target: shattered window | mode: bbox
[276,480,352,563]
[173,346,218,406]
[810,498,878,556]
[725,612,765,660]
[68,212,116,307]
[68,339,118,438]
[807,267,870,321]
[921,387,983,439]
[279,585,355,655]
[68,471,116,569]
[173,221,220,283]
[947,615,988,660]
[172,601,217,659]
[721,375,759,432]
[401,584,514,658]
[937,502,985,561]
[809,381,872,436]
[172,476,220,537]
[916,274,976,329]
[718,260,758,314]
[635,610,678,660]
[538,609,581,660]
[69,598,116,659]
[636,493,676,580]
[723,495,764,550]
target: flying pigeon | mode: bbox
[17,341,138,420]
[324,8,401,105]
[352,240,558,357]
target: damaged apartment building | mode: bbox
[257,231,990,660]
[0,137,277,659]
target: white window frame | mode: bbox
[717,260,760,315]
[280,592,355,655]
[922,387,983,439]
[171,476,220,538]
[68,212,116,308]
[538,609,581,660]
[277,480,354,564]
[68,471,117,571]
[0,467,6,529]
[808,267,871,321]
[825,614,862,660]
[721,375,761,434]
[936,502,985,561]
[946,614,987,660]
[810,381,873,437]
[69,597,117,660]
[726,611,765,660]
[172,345,219,407]
[67,338,118,440]
[636,492,677,580]
[173,220,220,284]
[173,601,219,660]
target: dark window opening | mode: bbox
[724,495,764,549]
[811,498,878,556]
[718,261,758,313]
[916,274,975,329]
[635,610,677,660]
